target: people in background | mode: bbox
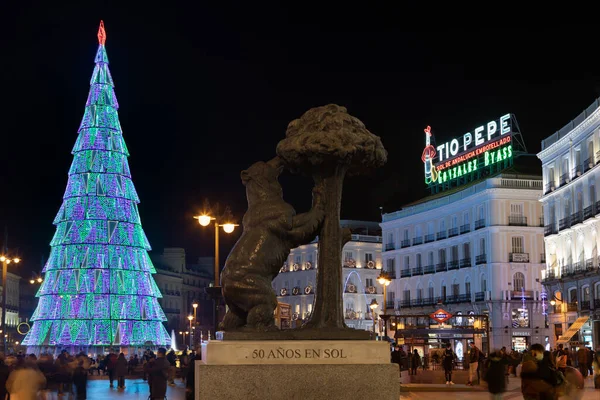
[442,343,456,385]
[391,344,402,380]
[147,348,170,400]
[467,342,481,386]
[116,353,128,389]
[484,351,507,400]
[410,349,421,375]
[73,359,88,400]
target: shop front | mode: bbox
[511,331,529,352]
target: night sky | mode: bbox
[1,4,600,278]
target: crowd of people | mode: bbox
[0,346,200,400]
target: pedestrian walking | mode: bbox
[484,351,506,400]
[148,348,170,400]
[116,352,128,389]
[467,342,480,386]
[73,359,88,400]
[106,351,117,388]
[0,355,10,400]
[391,344,402,380]
[166,349,177,386]
[410,349,421,375]
[442,343,456,385]
[6,357,47,400]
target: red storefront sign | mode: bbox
[430,308,453,324]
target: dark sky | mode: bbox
[1,3,600,277]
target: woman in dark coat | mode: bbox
[115,353,128,389]
[442,343,456,384]
[484,351,507,399]
[410,349,421,375]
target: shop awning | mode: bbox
[556,316,590,344]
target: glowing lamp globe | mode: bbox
[550,300,556,306]
[37,278,43,283]
[0,256,5,262]
[30,280,35,284]
[369,299,379,310]
[13,258,20,263]
[222,223,235,233]
[197,215,212,226]
[377,276,387,285]
[187,315,193,321]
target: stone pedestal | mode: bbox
[196,340,400,400]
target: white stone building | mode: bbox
[381,155,550,353]
[273,220,384,333]
[538,97,600,350]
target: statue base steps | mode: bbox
[196,340,400,400]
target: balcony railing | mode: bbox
[401,239,411,248]
[412,266,423,276]
[460,224,470,234]
[413,236,423,246]
[508,216,527,226]
[584,157,594,172]
[423,265,435,274]
[560,172,569,185]
[384,269,396,279]
[509,252,530,263]
[460,258,471,268]
[436,231,447,240]
[581,300,591,310]
[435,262,447,272]
[400,269,411,278]
[399,300,411,308]
[544,181,555,194]
[545,224,557,236]
[584,205,595,220]
[511,290,533,299]
[572,165,583,178]
[474,218,485,230]
[385,301,395,310]
[445,295,459,304]
[422,297,435,306]
[559,217,570,230]
[385,243,395,251]
[540,253,546,263]
[567,302,578,312]
[447,260,459,270]
[448,227,459,237]
[571,211,583,226]
[474,292,485,301]
[424,233,435,243]
[586,258,595,271]
[476,254,486,265]
[458,293,471,302]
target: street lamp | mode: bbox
[180,331,188,347]
[369,299,379,340]
[192,301,198,322]
[193,200,238,337]
[377,271,392,340]
[0,254,20,354]
[188,315,194,348]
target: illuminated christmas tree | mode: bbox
[23,21,170,349]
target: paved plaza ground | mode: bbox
[52,374,598,399]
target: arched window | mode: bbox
[465,276,471,295]
[582,286,590,302]
[513,272,525,291]
[428,281,434,299]
[595,283,600,302]
[568,287,578,303]
[480,274,487,292]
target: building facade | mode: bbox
[151,248,214,341]
[538,97,600,350]
[382,157,550,354]
[273,221,384,333]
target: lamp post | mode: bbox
[0,255,20,354]
[369,299,379,340]
[179,331,188,348]
[377,271,392,340]
[187,315,193,348]
[194,201,238,338]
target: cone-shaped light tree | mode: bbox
[276,104,387,330]
[23,21,170,349]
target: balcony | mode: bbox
[385,269,397,279]
[435,262,447,272]
[581,300,591,310]
[460,258,472,268]
[509,252,529,263]
[570,211,583,226]
[385,243,395,251]
[476,254,486,265]
[559,217,570,230]
[540,253,546,263]
[447,260,459,270]
[410,299,423,307]
[573,261,584,274]
[543,269,556,282]
[436,231,447,240]
[586,258,595,271]
[511,290,533,299]
[424,233,435,243]
[423,265,435,274]
[400,269,411,278]
[412,266,423,276]
[474,292,485,302]
[508,216,527,226]
[445,295,459,304]
[385,301,395,310]
[448,227,459,237]
[401,239,411,248]
[421,297,435,306]
[460,224,470,234]
[560,172,569,186]
[413,236,423,246]
[572,165,583,178]
[584,205,595,220]
[399,300,411,308]
[474,219,485,230]
[567,302,578,312]
[544,224,557,236]
[584,157,594,172]
[544,181,555,195]
[458,293,471,302]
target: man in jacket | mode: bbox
[148,348,170,400]
[467,342,480,386]
[390,345,402,379]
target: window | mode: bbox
[387,232,394,244]
[511,237,524,253]
[441,285,447,300]
[512,307,530,328]
[308,253,314,263]
[568,288,577,303]
[451,245,459,261]
[415,226,422,237]
[428,283,434,299]
[452,215,458,228]
[590,186,596,206]
[582,286,590,301]
[416,254,422,268]
[481,276,487,292]
[463,242,470,259]
[510,203,524,217]
[427,222,434,235]
[478,206,484,220]
[513,272,525,291]
[403,256,410,268]
[294,255,302,264]
[403,230,409,240]
[438,249,446,263]
[366,278,374,287]
[365,253,373,263]
[403,290,411,301]
[428,252,434,266]
[463,212,470,225]
[344,252,353,262]
[452,283,460,296]
[386,258,394,271]
[416,288,423,300]
[479,238,486,255]
[465,280,471,295]
[440,220,446,231]
[595,283,600,301]
[388,291,395,303]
